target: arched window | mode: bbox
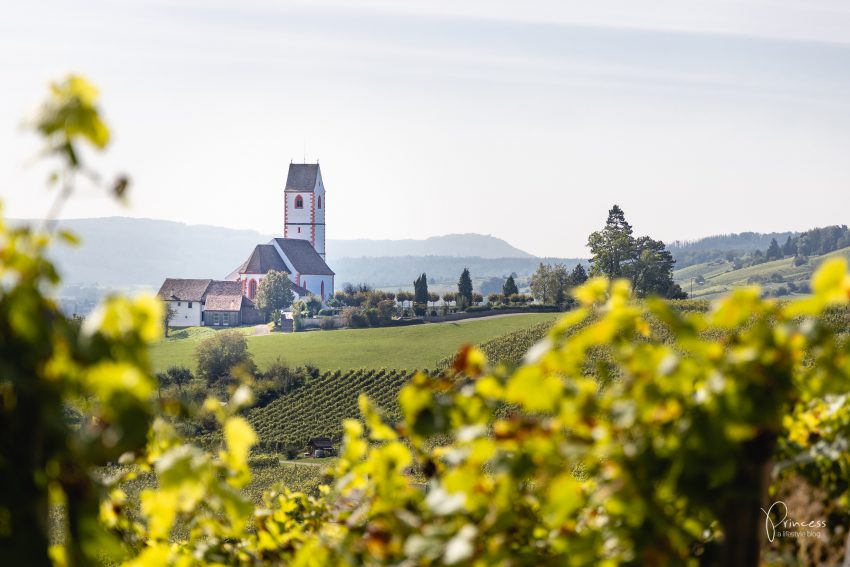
[295,195,303,209]
[320,281,325,300]
[317,195,322,209]
[248,278,258,300]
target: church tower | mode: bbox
[283,163,326,259]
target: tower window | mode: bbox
[248,279,258,300]
[295,195,303,209]
[297,227,301,233]
[318,196,322,209]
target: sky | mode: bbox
[2,0,850,257]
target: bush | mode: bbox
[318,308,337,316]
[349,311,368,328]
[376,300,395,324]
[321,317,336,330]
[364,308,380,327]
[196,330,255,385]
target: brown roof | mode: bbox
[157,278,211,302]
[237,244,289,275]
[203,281,244,312]
[285,163,319,192]
[273,238,334,276]
[291,282,310,296]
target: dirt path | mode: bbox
[253,324,271,336]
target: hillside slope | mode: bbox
[674,245,850,299]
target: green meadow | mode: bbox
[150,312,560,373]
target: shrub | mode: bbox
[196,330,255,385]
[364,308,380,327]
[320,317,336,330]
[349,311,368,328]
[376,300,395,324]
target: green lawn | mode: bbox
[151,313,561,373]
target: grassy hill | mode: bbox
[674,245,850,299]
[150,313,561,373]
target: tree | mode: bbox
[502,275,519,297]
[155,371,170,400]
[487,292,502,305]
[479,277,504,296]
[427,292,439,310]
[396,291,413,316]
[166,365,192,394]
[304,294,323,318]
[196,330,255,385]
[568,264,588,287]
[255,270,294,327]
[629,236,685,299]
[442,292,456,310]
[413,273,429,305]
[530,263,570,306]
[587,204,634,278]
[765,238,783,261]
[457,268,473,305]
[163,302,176,337]
[587,205,684,298]
[782,235,797,257]
[472,292,483,305]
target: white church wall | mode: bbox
[299,275,334,302]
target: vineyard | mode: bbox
[248,368,416,448]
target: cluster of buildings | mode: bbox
[157,163,335,328]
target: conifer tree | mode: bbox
[458,268,473,305]
[502,275,519,296]
[765,238,783,261]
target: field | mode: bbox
[150,312,561,373]
[673,245,850,299]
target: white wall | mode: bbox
[167,299,202,327]
[284,192,314,246]
[299,274,334,302]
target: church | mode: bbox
[157,163,335,327]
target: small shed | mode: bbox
[306,437,335,457]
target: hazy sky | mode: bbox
[2,0,850,257]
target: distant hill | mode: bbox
[332,256,582,289]
[669,231,799,269]
[669,232,799,253]
[326,234,533,260]
[673,245,850,299]
[9,217,552,290]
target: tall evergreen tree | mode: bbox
[413,273,429,305]
[765,238,783,261]
[587,205,685,299]
[502,275,519,297]
[569,264,588,286]
[458,268,473,305]
[782,236,797,257]
[587,205,635,278]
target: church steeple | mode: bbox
[283,163,326,259]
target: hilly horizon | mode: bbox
[14,216,841,291]
[10,217,543,289]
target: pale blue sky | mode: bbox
[2,0,850,256]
